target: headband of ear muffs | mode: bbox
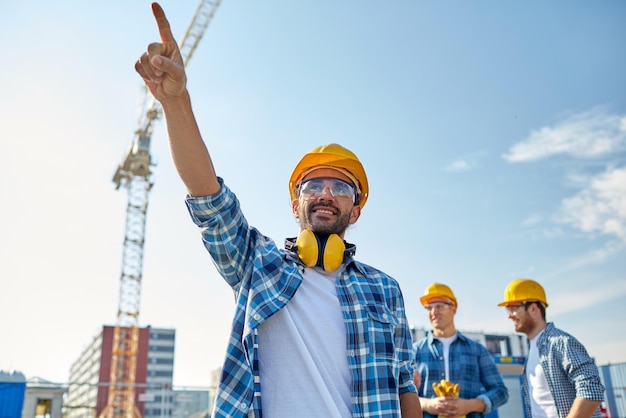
[285,230,355,272]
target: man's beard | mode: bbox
[299,201,351,235]
[515,315,534,335]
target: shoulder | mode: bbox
[343,261,413,314]
[351,260,400,288]
[543,323,579,344]
[456,332,491,353]
[541,323,594,359]
[455,331,479,346]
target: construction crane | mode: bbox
[102,2,222,418]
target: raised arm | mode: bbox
[134,2,220,197]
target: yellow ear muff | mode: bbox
[295,230,346,272]
[295,229,319,268]
[323,233,346,272]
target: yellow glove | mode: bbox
[432,379,460,397]
[431,379,464,418]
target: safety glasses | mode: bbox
[505,302,530,314]
[298,177,357,202]
[424,302,453,312]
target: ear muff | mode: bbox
[295,229,320,268]
[322,234,346,272]
[295,230,346,272]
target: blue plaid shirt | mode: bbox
[522,322,605,418]
[185,179,417,418]
[413,331,509,418]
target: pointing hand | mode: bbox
[135,3,186,100]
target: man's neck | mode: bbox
[526,321,547,341]
[433,326,456,338]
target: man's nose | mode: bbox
[319,186,334,198]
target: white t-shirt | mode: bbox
[437,334,457,381]
[527,330,557,418]
[257,266,351,417]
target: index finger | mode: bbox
[151,2,175,43]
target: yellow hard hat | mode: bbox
[497,278,548,307]
[420,283,457,307]
[289,143,369,207]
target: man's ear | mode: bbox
[349,205,361,225]
[530,303,541,316]
[291,199,300,219]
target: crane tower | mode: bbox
[102,2,222,418]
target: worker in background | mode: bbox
[413,283,509,417]
[498,279,605,418]
[134,4,421,418]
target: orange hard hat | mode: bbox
[420,283,458,307]
[289,143,369,207]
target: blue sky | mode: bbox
[1,1,625,388]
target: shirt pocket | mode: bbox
[365,304,398,359]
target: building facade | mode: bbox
[0,370,27,418]
[64,326,175,418]
[142,328,176,418]
[22,377,66,418]
[170,390,209,418]
[599,362,626,418]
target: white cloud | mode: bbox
[521,213,543,227]
[503,108,626,162]
[444,159,473,172]
[549,276,626,316]
[444,151,486,172]
[556,167,626,241]
[549,241,626,277]
[518,214,566,240]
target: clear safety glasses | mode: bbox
[298,177,357,202]
[424,302,453,312]
[505,302,532,314]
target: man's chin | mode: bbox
[307,215,349,235]
[309,220,338,234]
[311,226,339,235]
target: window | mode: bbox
[148,370,174,378]
[484,335,511,356]
[151,332,175,341]
[35,399,52,418]
[149,345,175,353]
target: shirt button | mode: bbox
[239,403,247,410]
[253,314,261,321]
[382,313,388,319]
[278,296,286,302]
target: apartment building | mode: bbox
[64,326,175,418]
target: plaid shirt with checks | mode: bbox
[185,179,417,418]
[523,322,605,418]
[413,331,509,418]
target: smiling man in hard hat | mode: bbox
[134,4,421,418]
[413,283,508,418]
[498,279,605,418]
